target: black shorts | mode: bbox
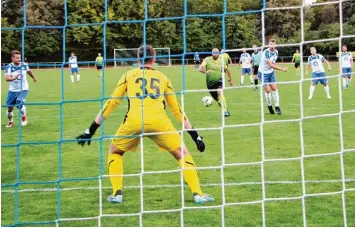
[253,66,259,75]
[97,65,102,70]
[294,63,300,68]
[207,80,223,101]
[194,60,200,64]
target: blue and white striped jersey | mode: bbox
[258,48,278,74]
[307,54,326,73]
[4,62,30,92]
[240,53,251,68]
[69,56,78,68]
[340,52,353,68]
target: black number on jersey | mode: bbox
[135,77,160,100]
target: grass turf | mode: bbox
[1,63,355,226]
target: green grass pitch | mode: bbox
[1,63,355,227]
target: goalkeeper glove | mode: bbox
[187,129,205,152]
[76,121,100,146]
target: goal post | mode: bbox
[114,47,171,68]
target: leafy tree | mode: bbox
[1,0,354,62]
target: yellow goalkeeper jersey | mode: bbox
[101,67,187,123]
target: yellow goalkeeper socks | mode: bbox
[178,155,203,196]
[108,153,123,195]
[218,94,228,112]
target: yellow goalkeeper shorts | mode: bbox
[111,118,182,152]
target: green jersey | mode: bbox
[251,51,262,66]
[201,56,227,86]
[96,56,104,66]
[293,53,301,63]
[220,53,231,65]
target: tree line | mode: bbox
[1,0,354,63]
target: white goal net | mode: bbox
[114,47,171,68]
[2,0,355,227]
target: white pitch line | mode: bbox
[2,178,355,193]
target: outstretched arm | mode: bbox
[95,74,127,124]
[323,59,332,71]
[77,73,127,146]
[27,70,37,82]
[165,80,205,152]
[266,60,287,72]
[306,64,310,76]
[199,59,212,74]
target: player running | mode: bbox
[258,39,287,115]
[292,49,301,76]
[340,45,353,89]
[68,52,80,83]
[239,48,253,85]
[199,48,232,117]
[194,51,200,70]
[306,47,332,99]
[76,45,214,205]
[251,45,262,91]
[4,50,37,128]
[220,49,233,86]
[95,53,104,78]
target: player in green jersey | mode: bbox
[95,53,104,78]
[292,49,301,76]
[251,45,262,91]
[199,48,231,117]
[220,50,233,86]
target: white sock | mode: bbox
[241,75,244,84]
[71,75,74,83]
[324,85,330,97]
[249,75,253,83]
[348,77,352,85]
[77,74,80,82]
[265,92,272,106]
[342,77,347,88]
[272,90,280,106]
[309,85,315,98]
[20,105,26,116]
[7,111,13,122]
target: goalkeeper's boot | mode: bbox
[275,106,282,115]
[253,87,258,91]
[194,193,215,204]
[268,105,275,115]
[6,122,14,128]
[224,111,231,117]
[21,115,28,126]
[107,190,122,203]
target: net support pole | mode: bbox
[299,2,307,227]
[337,0,347,226]
[260,1,267,227]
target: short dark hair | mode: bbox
[137,45,156,63]
[11,50,21,57]
[269,39,276,43]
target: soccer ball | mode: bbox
[202,96,213,107]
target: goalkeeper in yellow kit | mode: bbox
[76,45,214,204]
